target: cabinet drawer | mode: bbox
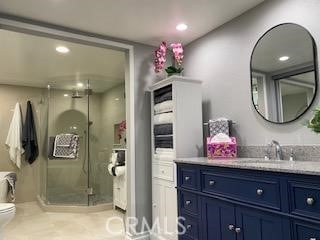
[181,214,199,240]
[179,166,199,190]
[202,172,281,209]
[180,191,198,215]
[153,162,174,181]
[294,222,320,240]
[289,182,320,220]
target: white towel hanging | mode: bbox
[5,103,24,168]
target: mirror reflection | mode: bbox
[251,23,318,123]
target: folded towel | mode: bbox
[154,148,175,160]
[0,172,17,202]
[154,153,174,161]
[208,118,230,137]
[155,148,174,154]
[154,91,172,104]
[116,150,126,165]
[154,112,173,125]
[6,103,24,168]
[53,134,79,159]
[154,124,173,136]
[154,100,173,114]
[154,85,172,97]
[155,136,173,148]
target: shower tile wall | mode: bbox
[0,84,47,203]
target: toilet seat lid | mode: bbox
[0,203,15,213]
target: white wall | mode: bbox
[184,0,320,146]
[133,43,155,230]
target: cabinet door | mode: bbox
[293,221,320,240]
[235,206,291,240]
[152,180,161,232]
[201,197,236,240]
[153,179,178,240]
[163,184,178,240]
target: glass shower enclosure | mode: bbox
[42,80,114,206]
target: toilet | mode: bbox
[0,173,16,239]
[0,203,15,239]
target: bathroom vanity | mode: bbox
[176,158,320,240]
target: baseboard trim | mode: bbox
[126,231,150,240]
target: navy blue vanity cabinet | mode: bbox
[201,197,236,240]
[293,221,320,240]
[201,197,290,240]
[176,163,320,240]
[235,206,290,240]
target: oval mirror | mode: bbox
[250,23,318,123]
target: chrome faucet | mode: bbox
[270,140,283,160]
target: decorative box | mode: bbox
[207,137,237,159]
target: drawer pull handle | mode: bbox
[185,176,191,181]
[185,200,191,205]
[186,224,192,230]
[310,238,317,240]
[228,224,235,231]
[209,180,215,186]
[235,227,241,234]
[256,189,264,196]
[161,170,165,174]
[307,197,315,205]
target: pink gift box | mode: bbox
[207,137,237,159]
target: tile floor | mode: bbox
[3,202,125,240]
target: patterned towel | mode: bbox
[53,134,79,159]
[208,118,230,137]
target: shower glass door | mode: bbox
[45,78,123,206]
[46,81,90,205]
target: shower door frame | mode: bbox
[0,15,137,236]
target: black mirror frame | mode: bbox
[250,23,318,124]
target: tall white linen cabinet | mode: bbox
[150,76,203,240]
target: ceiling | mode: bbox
[0,0,264,46]
[0,29,125,92]
[252,24,315,73]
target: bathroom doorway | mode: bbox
[0,28,129,208]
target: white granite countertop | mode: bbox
[174,157,320,176]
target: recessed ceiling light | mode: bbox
[77,83,84,88]
[279,56,290,61]
[176,23,188,31]
[56,46,70,54]
[63,94,69,97]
